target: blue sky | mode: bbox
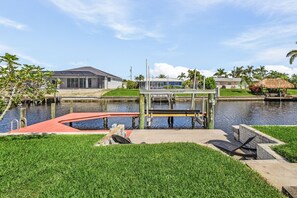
[1,0,297,79]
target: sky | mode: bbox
[1,0,297,79]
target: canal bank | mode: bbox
[60,96,266,102]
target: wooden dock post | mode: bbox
[51,103,56,119]
[103,117,108,129]
[70,100,74,113]
[19,107,27,128]
[132,117,136,129]
[139,94,145,129]
[207,93,215,129]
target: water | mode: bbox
[0,101,296,133]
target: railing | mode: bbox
[10,119,19,131]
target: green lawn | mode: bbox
[104,88,255,97]
[220,89,254,97]
[287,89,297,96]
[253,126,297,163]
[0,135,281,197]
[103,88,139,96]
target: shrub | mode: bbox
[205,77,216,89]
[249,84,262,95]
[126,80,137,89]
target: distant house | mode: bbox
[52,66,122,89]
[138,78,183,89]
[214,78,259,89]
[214,78,244,89]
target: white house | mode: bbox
[214,78,259,89]
[52,66,122,89]
[138,78,183,89]
[214,78,244,89]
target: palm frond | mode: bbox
[290,54,297,64]
[286,50,297,57]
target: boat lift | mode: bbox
[139,89,216,129]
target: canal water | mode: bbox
[0,101,296,133]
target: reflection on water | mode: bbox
[0,101,296,133]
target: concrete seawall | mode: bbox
[60,96,265,103]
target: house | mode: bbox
[138,78,183,89]
[214,78,244,89]
[52,66,122,89]
[214,78,259,89]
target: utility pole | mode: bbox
[130,66,132,81]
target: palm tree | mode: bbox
[229,66,244,78]
[135,74,144,81]
[177,72,186,80]
[245,66,254,78]
[253,66,268,80]
[213,68,227,78]
[158,74,167,78]
[287,48,297,64]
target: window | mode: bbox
[108,77,111,82]
[79,78,85,88]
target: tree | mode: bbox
[253,65,268,80]
[213,68,227,78]
[135,74,144,81]
[158,74,167,78]
[266,70,289,80]
[177,72,186,80]
[287,48,297,64]
[126,80,137,89]
[290,74,297,88]
[187,69,204,89]
[205,77,216,89]
[245,65,254,78]
[229,66,244,78]
[0,53,58,120]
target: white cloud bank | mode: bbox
[150,63,215,78]
[0,44,53,69]
[0,17,28,31]
[265,65,297,76]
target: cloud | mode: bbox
[265,65,297,76]
[0,44,53,69]
[0,17,28,31]
[223,23,297,49]
[50,0,161,40]
[150,63,215,78]
[255,48,289,63]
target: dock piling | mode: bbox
[70,100,74,113]
[103,118,108,129]
[139,94,145,129]
[51,103,56,119]
[207,93,215,129]
[132,117,136,129]
[19,107,27,128]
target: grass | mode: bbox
[287,89,297,96]
[0,135,281,197]
[103,88,139,96]
[104,88,256,97]
[253,126,297,163]
[220,89,254,97]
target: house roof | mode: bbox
[53,66,122,80]
[254,78,294,89]
[53,71,96,76]
[139,78,183,82]
[214,78,241,82]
